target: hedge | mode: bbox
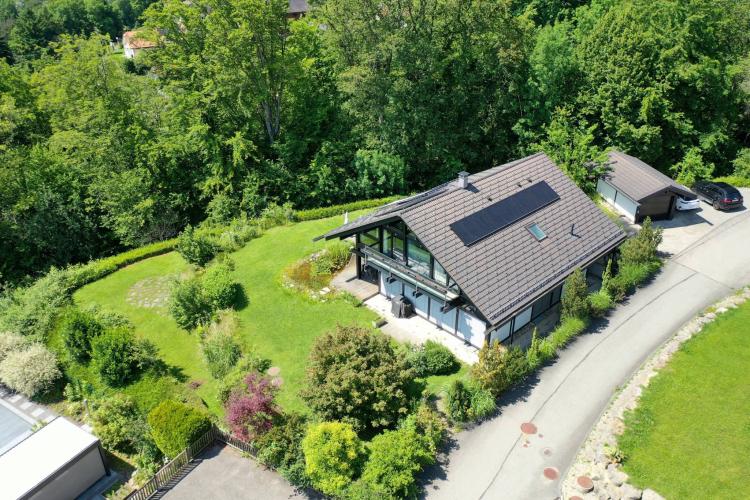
[293,195,404,221]
[713,175,750,188]
[147,400,212,458]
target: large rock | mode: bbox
[620,483,643,499]
[606,463,628,486]
[642,488,666,500]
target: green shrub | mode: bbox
[148,400,212,458]
[471,342,528,397]
[620,218,662,266]
[200,330,241,379]
[446,379,473,422]
[526,329,542,369]
[302,421,365,497]
[549,316,587,350]
[202,263,242,310]
[0,267,72,342]
[91,328,149,387]
[671,147,715,186]
[359,425,434,499]
[259,202,295,229]
[561,268,589,319]
[293,196,403,222]
[408,340,460,377]
[301,325,414,433]
[713,175,750,188]
[216,354,273,404]
[92,395,148,453]
[538,338,556,361]
[60,308,104,362]
[170,277,213,330]
[401,404,446,455]
[608,261,660,301]
[0,343,61,397]
[0,333,28,364]
[255,413,311,488]
[469,384,497,421]
[588,290,614,317]
[177,225,217,266]
[311,242,352,277]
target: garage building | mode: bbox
[0,417,108,500]
[597,151,696,223]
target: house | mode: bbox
[319,152,627,349]
[597,151,696,223]
[122,30,157,59]
[288,0,310,19]
[0,417,109,500]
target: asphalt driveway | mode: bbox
[423,208,750,499]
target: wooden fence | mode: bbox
[125,427,254,500]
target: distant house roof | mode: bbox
[123,30,158,50]
[321,153,627,326]
[0,417,100,499]
[603,151,695,202]
[288,0,310,15]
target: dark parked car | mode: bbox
[693,181,744,210]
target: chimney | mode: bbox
[457,171,469,189]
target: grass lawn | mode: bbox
[74,214,380,414]
[618,299,750,499]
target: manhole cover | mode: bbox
[543,467,559,480]
[521,422,537,434]
[576,475,594,492]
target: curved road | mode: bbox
[423,209,750,500]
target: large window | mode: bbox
[433,260,448,286]
[407,234,431,277]
[361,228,379,249]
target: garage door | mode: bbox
[597,179,617,205]
[613,191,639,221]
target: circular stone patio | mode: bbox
[127,276,174,310]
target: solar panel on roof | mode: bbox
[450,181,560,246]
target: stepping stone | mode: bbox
[31,408,46,418]
[9,394,22,403]
[271,377,284,388]
[267,366,281,377]
[520,422,537,435]
[576,475,594,493]
[20,401,33,410]
[542,467,559,480]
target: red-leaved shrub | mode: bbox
[225,373,278,441]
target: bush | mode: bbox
[422,340,459,376]
[216,354,273,404]
[91,328,150,387]
[549,316,587,349]
[293,196,403,222]
[713,175,750,188]
[92,395,147,453]
[0,267,72,342]
[200,329,241,379]
[446,379,473,422]
[671,147,715,186]
[526,328,543,369]
[561,268,590,320]
[311,242,352,277]
[401,404,446,455]
[607,261,660,301]
[469,384,497,421]
[148,400,212,458]
[255,413,310,488]
[60,308,104,362]
[302,421,365,497]
[619,218,662,266]
[170,277,213,330]
[177,225,217,266]
[471,342,528,397]
[359,425,434,499]
[588,290,614,317]
[259,202,294,229]
[0,333,28,364]
[0,344,61,397]
[301,325,414,433]
[202,263,242,310]
[225,373,278,441]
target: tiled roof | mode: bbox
[604,151,695,202]
[322,153,627,326]
[122,31,157,49]
[288,0,310,14]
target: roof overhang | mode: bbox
[314,216,400,242]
